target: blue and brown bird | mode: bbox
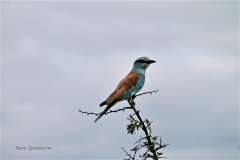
[94,57,156,122]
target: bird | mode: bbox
[94,56,156,122]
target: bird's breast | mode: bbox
[138,73,145,87]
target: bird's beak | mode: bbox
[148,60,156,64]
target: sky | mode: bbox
[1,0,239,160]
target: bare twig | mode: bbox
[130,110,140,116]
[134,134,151,145]
[78,110,99,116]
[137,143,148,151]
[121,147,133,160]
[135,89,159,98]
[133,135,142,159]
[154,137,169,152]
[79,107,132,116]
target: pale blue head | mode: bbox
[132,57,156,74]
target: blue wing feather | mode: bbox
[120,73,145,100]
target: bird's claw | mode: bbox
[132,94,136,100]
[127,94,136,106]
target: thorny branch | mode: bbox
[79,107,132,116]
[79,89,168,159]
[133,135,142,159]
[134,134,151,145]
[78,89,159,116]
[154,137,168,152]
[127,98,159,160]
[121,147,133,160]
[122,135,143,160]
[135,89,159,98]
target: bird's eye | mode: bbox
[136,60,146,63]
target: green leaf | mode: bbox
[152,136,159,141]
[157,152,163,155]
[148,126,152,133]
[146,144,155,151]
[130,145,138,151]
[127,123,136,134]
[142,151,147,156]
[146,153,153,158]
[154,142,160,146]
[129,115,135,121]
[145,118,149,125]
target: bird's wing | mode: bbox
[96,71,142,122]
[105,71,140,104]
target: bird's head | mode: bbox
[133,57,156,70]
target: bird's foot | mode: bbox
[127,94,136,106]
[132,94,136,100]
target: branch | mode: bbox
[154,137,169,152]
[137,143,148,151]
[79,89,159,116]
[134,134,151,145]
[145,121,153,129]
[130,110,140,116]
[133,135,142,160]
[79,107,132,116]
[121,147,133,160]
[127,98,159,160]
[135,89,159,98]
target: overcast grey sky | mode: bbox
[1,1,239,159]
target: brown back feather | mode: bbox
[105,71,139,105]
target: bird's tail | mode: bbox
[94,99,117,123]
